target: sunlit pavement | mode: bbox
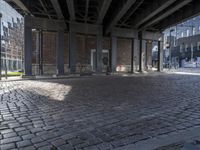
[1,74,200,150]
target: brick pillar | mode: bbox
[139,39,146,72]
[111,36,117,72]
[96,34,103,72]
[69,30,77,73]
[56,30,65,75]
[39,30,43,75]
[24,23,32,76]
[131,38,139,73]
[146,41,152,70]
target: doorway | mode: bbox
[91,49,109,72]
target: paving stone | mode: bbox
[0,143,16,150]
[1,136,21,144]
[57,144,74,150]
[1,75,200,149]
[17,140,32,148]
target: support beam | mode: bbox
[66,0,76,21]
[56,30,65,75]
[96,34,103,72]
[35,31,40,75]
[111,27,138,39]
[132,0,176,28]
[50,0,64,19]
[39,30,43,75]
[69,31,76,73]
[38,0,51,19]
[158,1,200,30]
[70,22,102,35]
[132,39,139,73]
[111,36,117,72]
[138,32,146,72]
[84,0,90,23]
[119,0,144,27]
[105,0,137,34]
[24,26,32,76]
[141,0,192,29]
[142,31,163,41]
[6,0,30,14]
[24,16,65,31]
[158,41,164,72]
[0,13,2,80]
[97,0,112,24]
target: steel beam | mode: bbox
[119,0,144,27]
[111,27,138,39]
[38,0,51,19]
[84,0,90,23]
[6,0,30,14]
[24,16,65,31]
[141,0,192,29]
[158,1,200,30]
[70,22,102,35]
[97,0,112,24]
[142,31,163,41]
[50,0,64,19]
[105,0,137,34]
[66,0,76,21]
[132,0,177,28]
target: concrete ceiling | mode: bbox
[5,0,199,33]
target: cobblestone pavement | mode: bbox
[1,74,200,150]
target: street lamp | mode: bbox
[0,13,2,80]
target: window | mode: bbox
[187,29,190,37]
[193,28,196,35]
[181,32,184,38]
[197,42,200,50]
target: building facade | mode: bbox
[163,15,200,68]
[0,0,24,71]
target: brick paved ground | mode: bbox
[1,74,200,150]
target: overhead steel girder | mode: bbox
[105,0,137,34]
[97,0,112,24]
[50,0,64,19]
[132,0,177,29]
[6,0,30,14]
[24,16,66,31]
[140,0,192,30]
[158,0,199,30]
[66,0,76,21]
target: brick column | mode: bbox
[139,39,146,72]
[69,30,77,73]
[96,34,103,73]
[111,36,117,72]
[131,38,140,73]
[24,22,33,76]
[56,30,65,75]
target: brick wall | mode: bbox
[116,38,132,72]
[31,32,152,74]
